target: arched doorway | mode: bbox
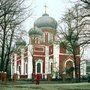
[65,60,74,79]
[35,59,43,79]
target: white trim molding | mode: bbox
[35,59,43,74]
[64,59,75,78]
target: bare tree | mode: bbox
[58,3,90,82]
[81,0,90,4]
[0,0,32,74]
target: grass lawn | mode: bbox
[0,83,90,90]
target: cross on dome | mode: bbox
[44,4,47,14]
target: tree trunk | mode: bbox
[73,51,80,82]
[5,29,14,72]
[0,25,6,71]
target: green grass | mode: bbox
[0,83,90,90]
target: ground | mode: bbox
[0,83,90,90]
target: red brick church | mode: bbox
[11,12,80,80]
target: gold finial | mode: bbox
[44,4,47,13]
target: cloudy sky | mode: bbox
[24,0,78,31]
[23,0,90,59]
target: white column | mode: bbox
[24,61,27,75]
[14,54,17,73]
[53,44,59,70]
[53,44,59,78]
[80,46,87,76]
[80,60,86,76]
[21,50,24,75]
[11,55,14,79]
[45,46,49,78]
[27,45,33,79]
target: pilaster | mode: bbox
[45,45,49,78]
[27,45,33,79]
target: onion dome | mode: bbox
[28,27,43,36]
[16,39,26,46]
[34,13,57,29]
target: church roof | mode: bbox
[28,27,43,36]
[16,39,26,46]
[34,13,57,29]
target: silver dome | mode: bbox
[34,13,57,29]
[28,27,43,36]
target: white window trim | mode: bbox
[35,59,43,74]
[64,59,74,68]
[64,59,75,77]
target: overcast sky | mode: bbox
[24,0,78,31]
[23,0,90,59]
[23,0,78,43]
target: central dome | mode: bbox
[34,13,57,29]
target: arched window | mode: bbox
[66,61,73,69]
[37,63,41,73]
[66,61,74,78]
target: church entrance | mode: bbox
[66,61,74,79]
[35,59,43,79]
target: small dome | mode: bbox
[28,27,43,36]
[34,13,57,29]
[16,39,26,46]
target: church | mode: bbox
[11,11,80,80]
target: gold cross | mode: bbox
[44,4,47,13]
